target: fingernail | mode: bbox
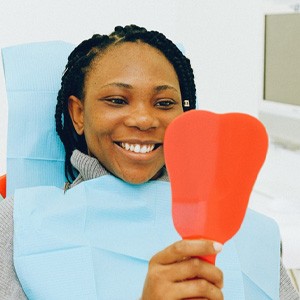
[213,242,223,253]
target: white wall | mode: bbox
[0,0,264,175]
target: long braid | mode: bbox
[56,35,115,181]
[55,25,197,182]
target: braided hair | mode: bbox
[55,24,197,182]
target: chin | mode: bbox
[118,169,163,185]
[121,176,152,185]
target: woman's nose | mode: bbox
[124,106,159,131]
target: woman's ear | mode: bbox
[68,96,84,135]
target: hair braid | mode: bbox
[56,25,197,182]
[56,34,116,181]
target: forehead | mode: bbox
[85,42,179,85]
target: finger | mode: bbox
[167,257,223,288]
[151,239,222,265]
[174,278,224,300]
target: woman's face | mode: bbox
[69,42,183,184]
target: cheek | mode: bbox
[84,106,110,134]
[84,104,125,130]
[83,113,106,149]
[164,110,184,127]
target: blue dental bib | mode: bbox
[14,175,280,299]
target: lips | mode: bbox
[116,142,161,154]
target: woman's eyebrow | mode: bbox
[101,82,133,89]
[154,85,179,93]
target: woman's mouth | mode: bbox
[116,142,161,154]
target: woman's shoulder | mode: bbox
[0,197,14,256]
[0,197,14,230]
[0,197,28,300]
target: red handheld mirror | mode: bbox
[164,110,268,264]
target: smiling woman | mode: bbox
[0,24,299,300]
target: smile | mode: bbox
[117,142,160,154]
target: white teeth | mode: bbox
[120,143,157,154]
[134,145,141,153]
[140,145,147,153]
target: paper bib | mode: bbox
[14,175,280,299]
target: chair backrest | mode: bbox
[2,41,75,197]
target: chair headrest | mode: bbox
[2,41,75,197]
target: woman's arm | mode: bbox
[0,198,27,300]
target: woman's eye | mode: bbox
[156,100,176,109]
[105,98,127,105]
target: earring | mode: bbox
[183,100,190,107]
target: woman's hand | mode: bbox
[141,240,224,300]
